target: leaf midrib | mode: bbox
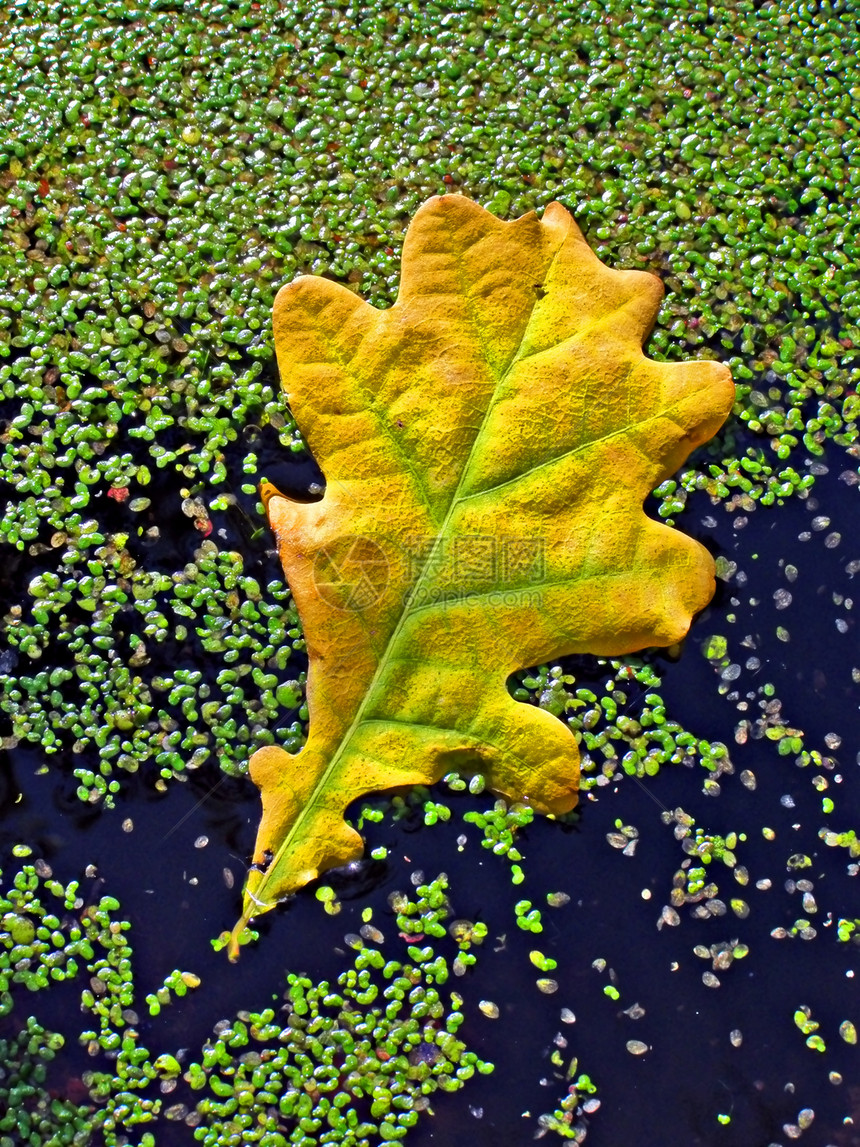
[256,219,568,903]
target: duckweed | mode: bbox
[461,796,535,875]
[536,1071,597,1142]
[514,660,733,793]
[0,855,191,1145]
[0,850,518,1146]
[0,1016,91,1146]
[194,874,494,1146]
[4,544,305,802]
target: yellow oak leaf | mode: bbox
[228,195,733,957]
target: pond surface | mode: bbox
[2,439,858,1146]
[1,0,860,1144]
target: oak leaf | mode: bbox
[229,195,733,956]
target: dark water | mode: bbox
[1,439,859,1147]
